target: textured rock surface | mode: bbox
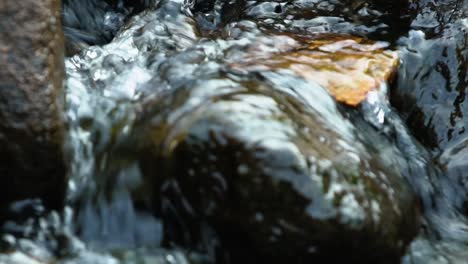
[0,0,66,209]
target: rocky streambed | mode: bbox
[0,0,467,263]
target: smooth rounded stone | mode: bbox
[0,0,66,209]
[138,69,420,263]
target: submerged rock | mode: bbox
[58,1,419,260]
[136,41,419,262]
[230,34,399,106]
[0,0,66,209]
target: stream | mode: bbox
[1,0,467,263]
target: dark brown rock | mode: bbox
[137,66,420,263]
[0,0,66,209]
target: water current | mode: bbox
[1,0,467,263]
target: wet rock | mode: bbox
[233,0,414,42]
[230,34,399,106]
[63,0,125,54]
[0,0,66,209]
[433,136,468,220]
[390,0,468,227]
[137,52,420,262]
[189,0,247,30]
[59,5,419,260]
[62,0,155,55]
[62,0,200,250]
[391,0,467,153]
[58,0,423,261]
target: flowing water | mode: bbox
[1,0,467,263]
